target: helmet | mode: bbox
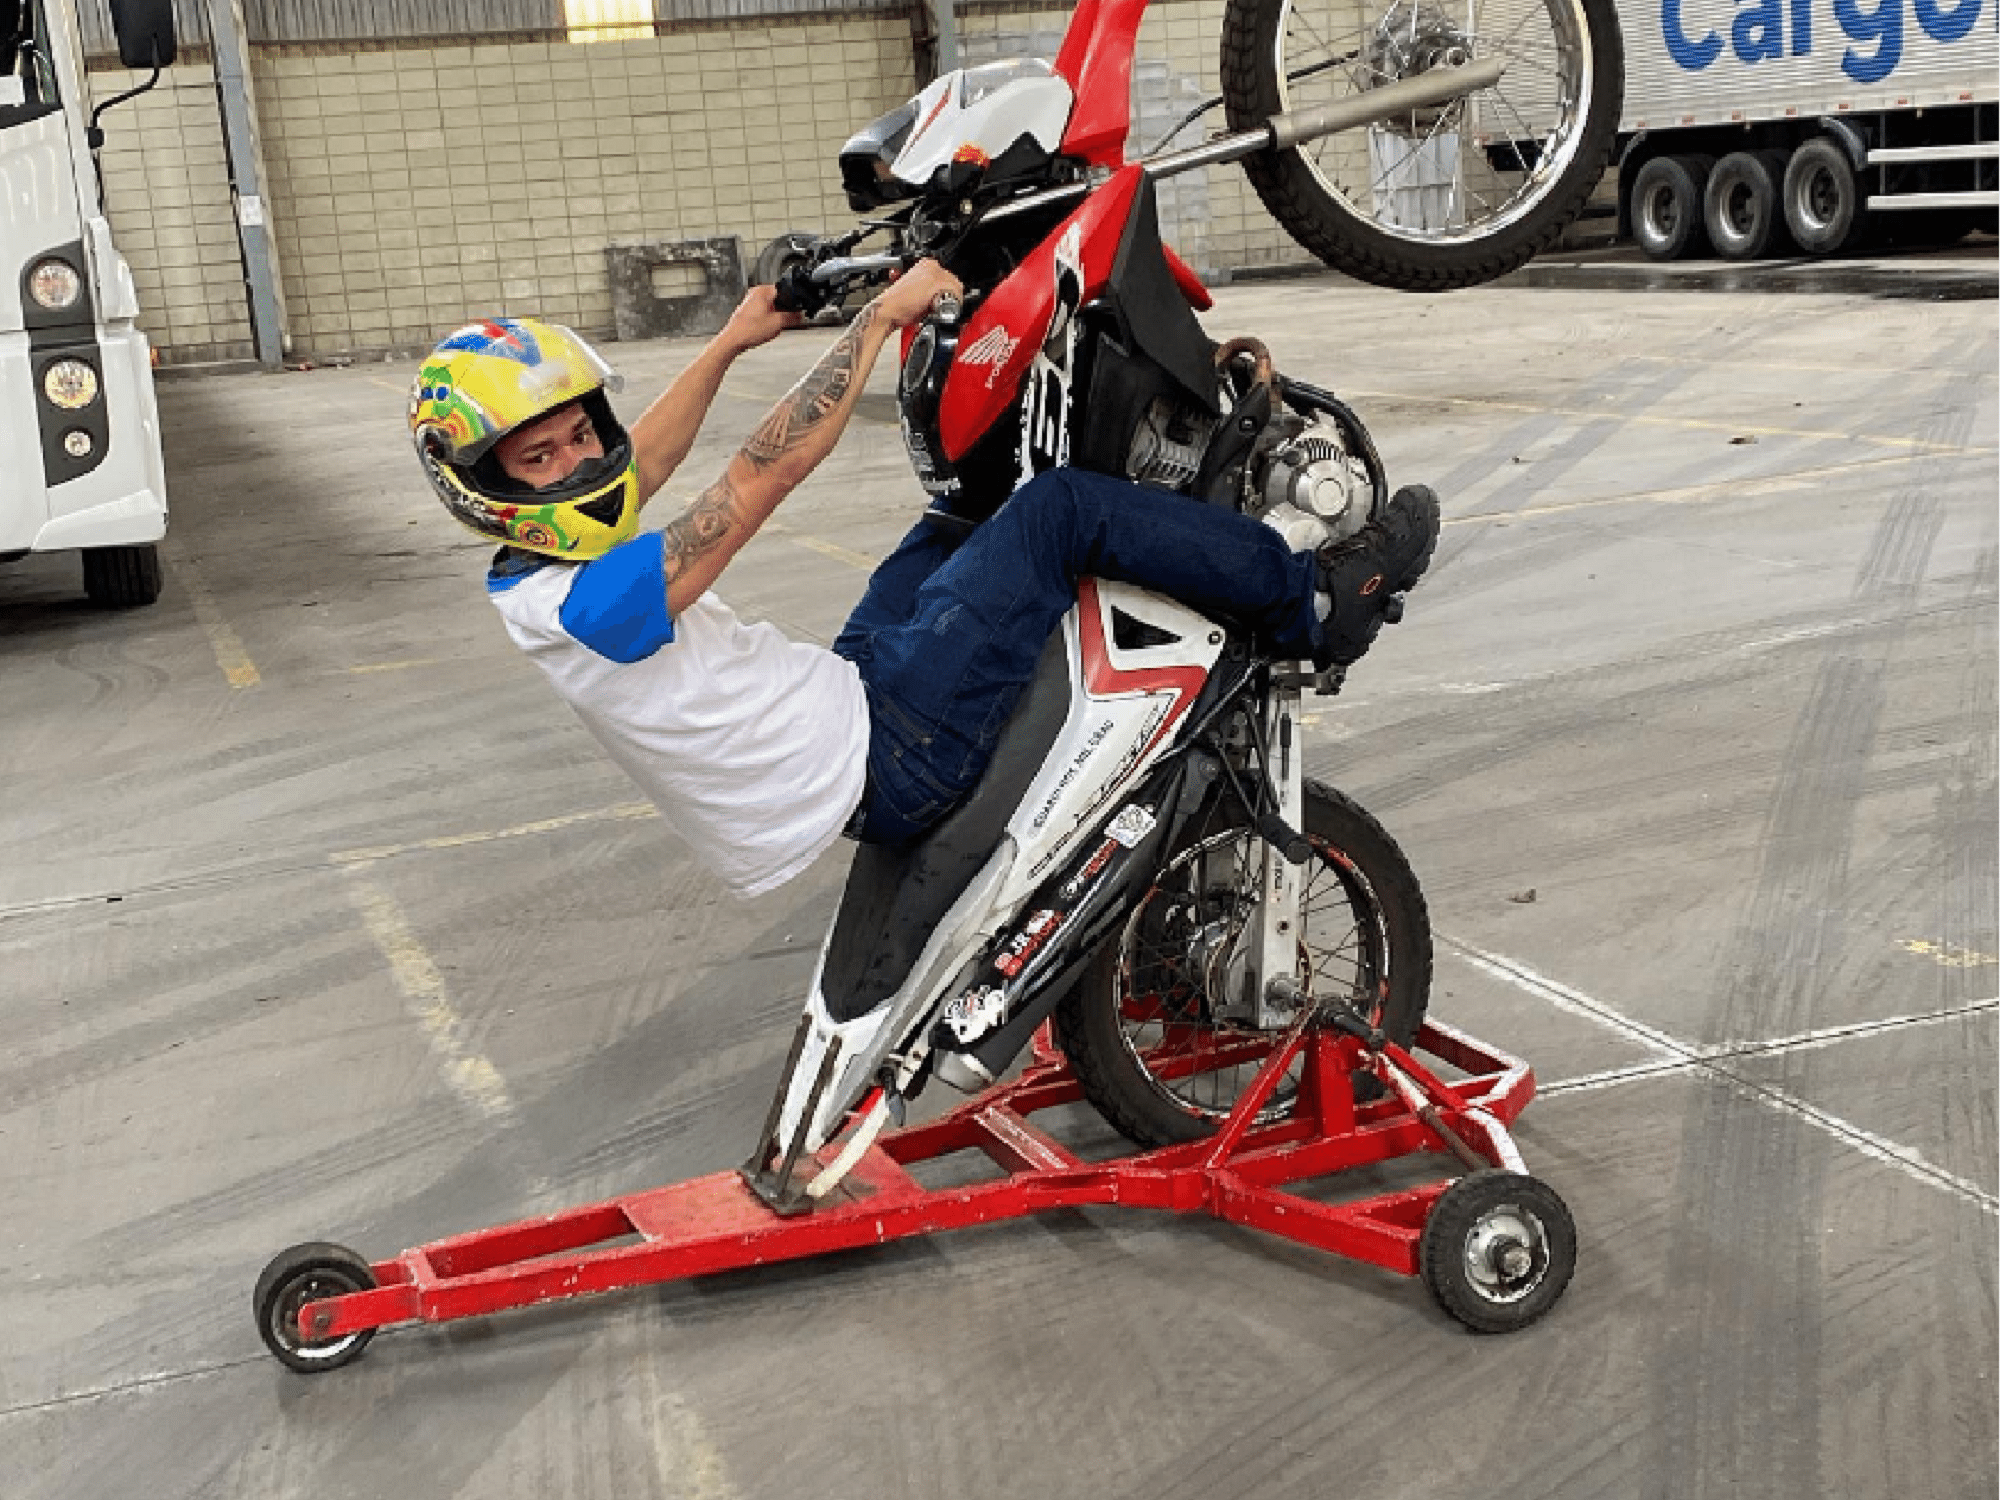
[409,318,641,560]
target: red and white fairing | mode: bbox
[996,578,1222,902]
[884,59,1076,193]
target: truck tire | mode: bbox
[81,543,162,608]
[1705,149,1790,261]
[1783,137,1865,256]
[1631,153,1713,261]
[1220,0,1624,291]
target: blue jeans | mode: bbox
[832,469,1321,845]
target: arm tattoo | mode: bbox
[662,474,739,583]
[742,303,879,470]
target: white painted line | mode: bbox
[1448,940,1689,1062]
[331,801,657,867]
[1445,938,1999,1217]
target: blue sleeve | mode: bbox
[557,532,676,662]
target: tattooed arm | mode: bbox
[658,261,961,618]
[629,286,799,503]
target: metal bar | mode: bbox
[1866,191,2000,211]
[1266,58,1507,151]
[1866,144,2000,164]
[205,0,284,368]
[931,0,957,72]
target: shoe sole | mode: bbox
[1388,484,1441,593]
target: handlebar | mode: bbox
[772,249,909,316]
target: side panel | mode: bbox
[1617,0,1999,131]
[33,327,168,550]
[998,577,1222,903]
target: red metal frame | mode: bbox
[294,1018,1535,1347]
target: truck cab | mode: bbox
[1,0,175,606]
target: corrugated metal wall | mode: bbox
[74,0,901,56]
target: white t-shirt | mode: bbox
[487,533,870,899]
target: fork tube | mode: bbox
[1250,681,1307,1027]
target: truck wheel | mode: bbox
[1783,137,1865,256]
[1705,149,1789,261]
[81,543,162,608]
[1630,153,1713,261]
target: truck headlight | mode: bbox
[43,359,100,409]
[28,258,83,311]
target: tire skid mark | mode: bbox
[36,899,814,1500]
[1651,375,1974,1498]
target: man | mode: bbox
[409,263,1438,899]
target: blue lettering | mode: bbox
[1733,0,1786,59]
[1790,0,1814,52]
[1834,0,1905,81]
[1663,0,1726,66]
[1914,0,1982,41]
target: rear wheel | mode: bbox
[1705,149,1791,261]
[1630,153,1712,261]
[1057,779,1431,1146]
[1219,0,1624,290]
[1783,137,1865,256]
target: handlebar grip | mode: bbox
[771,263,822,317]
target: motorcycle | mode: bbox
[745,0,1623,1209]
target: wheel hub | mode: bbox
[1364,2,1476,133]
[1463,1205,1547,1302]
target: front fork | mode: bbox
[1246,678,1309,1028]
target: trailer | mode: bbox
[1611,0,1998,260]
[0,0,177,607]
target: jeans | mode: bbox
[831,468,1321,845]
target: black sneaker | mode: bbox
[1314,484,1441,670]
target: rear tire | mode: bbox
[1782,136,1865,256]
[1057,779,1431,1147]
[1705,149,1790,261]
[1630,153,1713,261]
[81,543,162,608]
[1219,0,1624,290]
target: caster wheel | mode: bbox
[254,1241,377,1372]
[1420,1170,1576,1334]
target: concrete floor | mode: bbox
[1,270,1994,1500]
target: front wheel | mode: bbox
[1057,779,1432,1147]
[1220,0,1624,290]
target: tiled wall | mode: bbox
[92,60,258,365]
[89,0,1329,364]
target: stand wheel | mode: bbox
[254,1241,378,1372]
[1420,1170,1575,1333]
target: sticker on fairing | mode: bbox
[941,987,1008,1045]
[1105,804,1158,848]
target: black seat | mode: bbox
[821,633,1071,1024]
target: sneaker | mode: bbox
[1314,484,1441,669]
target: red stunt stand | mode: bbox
[253,1014,1576,1370]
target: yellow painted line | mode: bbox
[164,549,260,689]
[762,519,878,572]
[348,877,516,1121]
[641,1368,738,1500]
[1442,450,1928,527]
[344,657,446,675]
[366,377,407,394]
[1627,352,2000,382]
[1347,386,1996,455]
[1898,938,2000,969]
[330,800,657,867]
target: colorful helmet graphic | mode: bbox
[409,318,642,561]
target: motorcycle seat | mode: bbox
[820,631,1071,1024]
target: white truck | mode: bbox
[1,0,176,606]
[1613,0,1998,260]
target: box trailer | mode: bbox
[0,0,177,606]
[1611,0,1998,259]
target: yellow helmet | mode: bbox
[409,318,642,560]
